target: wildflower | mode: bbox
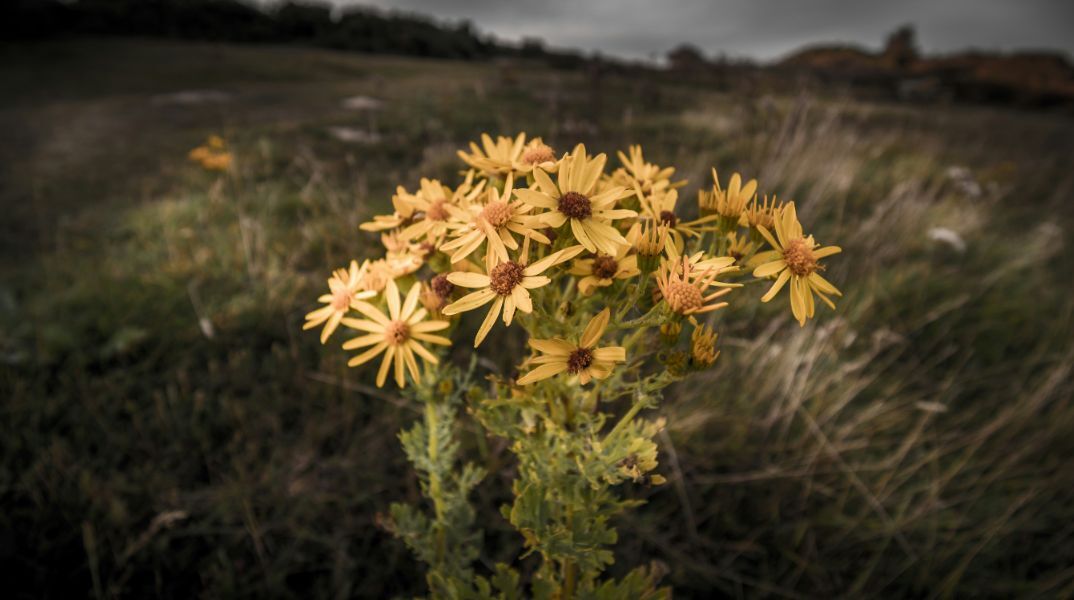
[639,186,718,252]
[518,138,559,173]
[443,237,584,346]
[752,203,842,326]
[303,260,377,343]
[360,185,422,232]
[743,193,783,232]
[725,232,757,265]
[613,145,685,196]
[188,136,233,172]
[698,169,757,229]
[515,144,635,255]
[569,243,640,296]
[419,273,455,314]
[627,220,670,272]
[690,323,719,367]
[655,255,734,316]
[341,279,451,388]
[440,174,549,268]
[400,177,475,244]
[516,308,626,385]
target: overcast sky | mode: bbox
[316,0,1074,62]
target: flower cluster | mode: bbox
[303,133,844,596]
[188,135,233,171]
[307,133,843,387]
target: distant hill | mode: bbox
[778,26,1074,107]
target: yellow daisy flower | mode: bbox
[458,133,559,177]
[639,186,719,253]
[725,231,759,266]
[442,237,584,347]
[752,203,842,326]
[656,255,735,316]
[340,279,451,388]
[568,243,640,296]
[360,185,422,233]
[698,168,757,227]
[303,260,378,343]
[439,174,550,269]
[515,144,635,255]
[516,308,626,385]
[613,145,685,196]
[400,176,482,244]
[743,193,783,231]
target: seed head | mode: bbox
[663,281,704,314]
[522,143,555,165]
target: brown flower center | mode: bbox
[566,347,594,374]
[664,281,703,313]
[385,320,410,345]
[489,261,525,296]
[782,238,817,276]
[430,274,454,300]
[558,192,592,220]
[591,255,619,279]
[331,289,351,310]
[480,200,513,228]
[659,210,678,227]
[522,144,555,165]
[426,200,450,221]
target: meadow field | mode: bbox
[2,38,1073,598]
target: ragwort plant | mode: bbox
[304,133,843,598]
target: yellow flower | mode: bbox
[626,220,670,258]
[439,174,550,269]
[638,186,718,253]
[655,255,735,316]
[340,279,451,388]
[303,260,377,343]
[690,323,719,367]
[698,169,757,225]
[442,238,584,347]
[569,243,639,296]
[188,136,233,172]
[613,145,685,196]
[516,308,626,385]
[743,193,783,231]
[752,203,842,326]
[458,133,559,177]
[360,185,422,233]
[515,144,635,255]
[725,231,759,266]
[399,177,480,244]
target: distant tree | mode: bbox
[883,25,919,69]
[667,44,708,71]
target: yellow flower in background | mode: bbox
[458,133,560,177]
[440,174,550,269]
[443,238,584,347]
[188,135,233,172]
[698,169,757,225]
[724,231,759,266]
[399,177,478,244]
[303,260,377,343]
[638,186,718,253]
[515,144,635,255]
[613,145,685,196]
[626,219,670,259]
[341,279,451,388]
[656,255,735,316]
[569,243,639,296]
[360,185,422,233]
[752,202,842,326]
[517,308,626,385]
[743,193,783,231]
[690,323,719,367]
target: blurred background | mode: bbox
[2,0,1074,597]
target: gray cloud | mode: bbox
[319,0,1074,61]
